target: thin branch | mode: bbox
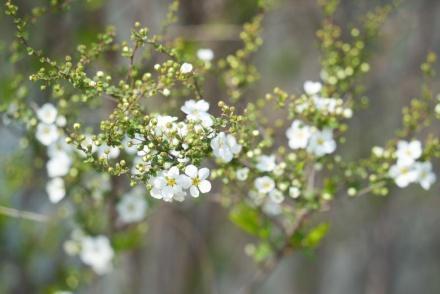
[0,205,49,223]
[238,209,309,294]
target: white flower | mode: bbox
[36,123,59,146]
[262,199,282,216]
[343,108,353,118]
[162,88,171,96]
[268,189,284,204]
[117,187,148,224]
[236,167,249,181]
[48,138,73,158]
[210,132,242,163]
[289,186,300,198]
[395,140,422,166]
[36,103,58,124]
[414,161,436,190]
[175,121,189,137]
[122,136,139,155]
[150,166,190,201]
[312,97,339,113]
[80,235,114,275]
[256,155,276,172]
[47,151,72,178]
[304,81,322,96]
[56,115,67,127]
[98,145,120,159]
[389,163,418,188]
[254,176,275,194]
[197,48,214,62]
[307,128,336,157]
[154,115,178,136]
[372,146,385,157]
[180,62,193,74]
[286,120,312,149]
[79,134,98,156]
[46,177,66,203]
[184,165,212,197]
[131,156,151,175]
[181,99,213,128]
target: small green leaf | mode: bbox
[301,223,330,249]
[229,203,270,239]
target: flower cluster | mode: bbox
[64,232,114,275]
[388,140,436,189]
[149,165,211,202]
[286,120,336,157]
[34,103,73,203]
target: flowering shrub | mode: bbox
[2,0,440,292]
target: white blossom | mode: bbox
[286,120,313,149]
[36,103,58,124]
[389,163,418,188]
[36,123,59,146]
[307,128,336,157]
[312,96,339,113]
[116,187,148,224]
[236,167,250,181]
[414,161,436,190]
[256,155,276,172]
[254,176,275,194]
[98,145,120,159]
[180,62,193,74]
[154,115,178,136]
[181,99,213,128]
[289,186,300,198]
[268,189,284,204]
[304,81,322,96]
[210,132,242,163]
[80,235,114,275]
[47,151,72,178]
[150,166,190,201]
[56,115,67,127]
[184,165,212,197]
[197,48,214,62]
[46,177,66,203]
[162,88,171,96]
[395,140,422,166]
[262,199,282,216]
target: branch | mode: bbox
[0,205,49,223]
[238,209,309,294]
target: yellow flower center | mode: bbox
[166,177,176,187]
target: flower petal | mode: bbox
[185,164,198,178]
[198,180,211,193]
[198,168,210,179]
[190,186,200,197]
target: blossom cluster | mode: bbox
[388,140,436,189]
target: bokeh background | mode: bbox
[1,0,440,293]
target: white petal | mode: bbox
[185,164,198,178]
[198,168,210,179]
[198,180,211,193]
[190,186,200,197]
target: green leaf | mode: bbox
[301,223,330,249]
[229,203,270,239]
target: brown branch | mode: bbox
[238,209,309,294]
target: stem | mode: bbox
[0,205,49,223]
[238,209,309,294]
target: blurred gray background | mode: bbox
[1,0,440,293]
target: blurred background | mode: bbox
[1,0,440,293]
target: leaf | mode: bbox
[229,203,270,239]
[301,223,330,249]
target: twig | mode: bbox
[0,205,49,223]
[238,209,309,294]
